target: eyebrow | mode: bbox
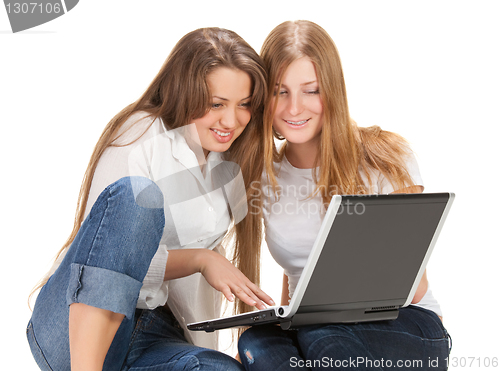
[276,81,318,88]
[212,95,252,101]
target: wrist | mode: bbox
[164,249,214,281]
[195,249,213,275]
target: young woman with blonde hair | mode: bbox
[27,27,274,371]
[238,20,451,370]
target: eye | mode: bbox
[240,101,252,109]
[274,89,288,96]
[305,90,320,95]
[212,103,223,109]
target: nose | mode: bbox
[288,94,304,116]
[220,108,238,129]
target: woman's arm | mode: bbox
[165,249,275,309]
[281,273,290,306]
[411,270,429,304]
[68,248,274,371]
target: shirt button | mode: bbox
[208,207,214,212]
[197,238,203,242]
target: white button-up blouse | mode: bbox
[47,112,243,349]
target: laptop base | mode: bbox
[188,308,280,332]
[280,308,400,330]
[186,193,454,333]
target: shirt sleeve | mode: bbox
[85,114,170,309]
[137,245,169,309]
[412,286,443,317]
[378,151,424,194]
[85,114,153,218]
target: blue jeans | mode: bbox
[238,306,451,370]
[27,177,243,371]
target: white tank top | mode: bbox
[263,153,443,317]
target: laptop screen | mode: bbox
[298,193,449,311]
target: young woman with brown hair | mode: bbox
[238,20,451,370]
[27,27,273,371]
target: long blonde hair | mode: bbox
[30,28,266,315]
[261,20,415,203]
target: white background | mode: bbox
[1,1,499,369]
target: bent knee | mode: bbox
[182,349,243,370]
[237,326,270,354]
[129,176,164,209]
[107,176,165,232]
[297,325,361,352]
[110,176,164,209]
[237,326,289,366]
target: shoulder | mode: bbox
[401,150,423,186]
[358,126,411,153]
[357,125,424,192]
[112,111,163,146]
[358,125,414,168]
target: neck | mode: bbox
[285,140,319,169]
[196,149,209,172]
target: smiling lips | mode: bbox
[284,118,310,127]
[210,128,234,143]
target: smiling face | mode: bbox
[272,57,324,150]
[194,67,253,157]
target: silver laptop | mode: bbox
[188,192,454,332]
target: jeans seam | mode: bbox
[122,315,144,370]
[27,321,54,371]
[129,311,155,348]
[73,264,84,302]
[85,181,117,222]
[123,311,158,369]
[128,356,201,371]
[85,189,112,268]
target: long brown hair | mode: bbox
[30,28,266,316]
[260,20,415,203]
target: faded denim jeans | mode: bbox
[27,176,243,370]
[238,306,451,370]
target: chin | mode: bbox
[283,134,312,145]
[210,143,232,153]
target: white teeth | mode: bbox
[212,129,230,137]
[286,119,308,125]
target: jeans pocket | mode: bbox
[26,320,53,371]
[445,328,453,353]
[411,305,449,337]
